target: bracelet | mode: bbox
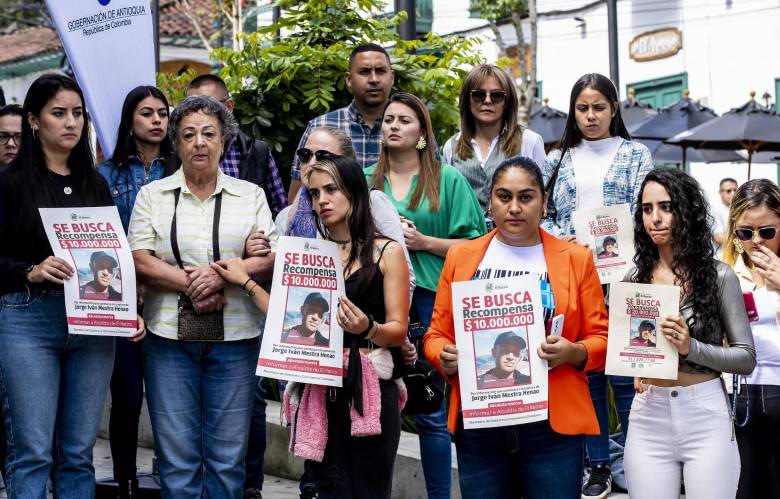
[359,316,375,338]
[242,278,253,290]
[366,322,380,340]
[245,282,258,296]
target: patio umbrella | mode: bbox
[621,88,656,133]
[666,92,780,178]
[529,98,568,147]
[631,90,742,164]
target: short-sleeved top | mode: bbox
[364,163,487,291]
[128,168,279,341]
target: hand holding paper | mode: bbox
[440,344,458,376]
[538,335,586,369]
[27,256,74,284]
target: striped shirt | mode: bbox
[128,168,279,341]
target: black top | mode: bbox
[0,169,113,294]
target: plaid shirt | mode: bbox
[291,100,383,179]
[220,142,288,217]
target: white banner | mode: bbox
[573,204,636,284]
[257,237,346,387]
[606,282,680,380]
[39,207,137,337]
[452,276,549,429]
[45,0,156,158]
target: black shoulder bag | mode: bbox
[171,188,225,341]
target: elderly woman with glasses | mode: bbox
[128,95,278,498]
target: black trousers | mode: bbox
[109,338,145,482]
[310,380,401,499]
[735,384,780,499]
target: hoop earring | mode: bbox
[32,128,39,140]
[416,136,427,150]
[379,137,385,147]
[733,238,745,255]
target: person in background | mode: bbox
[712,177,738,251]
[424,156,608,498]
[0,104,23,168]
[443,63,546,226]
[543,73,653,499]
[623,168,755,499]
[288,43,395,201]
[95,84,176,498]
[0,73,145,499]
[185,74,287,217]
[368,92,486,499]
[721,179,780,499]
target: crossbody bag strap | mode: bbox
[170,187,223,269]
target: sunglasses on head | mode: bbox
[296,148,337,163]
[470,89,507,104]
[734,226,779,241]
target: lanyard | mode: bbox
[170,187,223,268]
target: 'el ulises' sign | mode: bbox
[629,28,682,62]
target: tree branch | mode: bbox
[489,19,508,57]
[175,0,215,53]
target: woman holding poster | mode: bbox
[623,168,756,499]
[543,73,654,497]
[0,74,145,499]
[721,179,780,499]
[424,156,608,498]
[97,84,176,497]
[216,155,409,498]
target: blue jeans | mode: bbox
[0,290,115,499]
[585,371,634,466]
[412,287,452,499]
[144,333,259,499]
[244,376,267,490]
[455,419,585,499]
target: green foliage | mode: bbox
[212,0,482,176]
[470,0,526,22]
[156,68,199,107]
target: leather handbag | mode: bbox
[402,360,444,415]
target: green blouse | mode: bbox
[364,163,487,291]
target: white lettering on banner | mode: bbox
[45,0,155,158]
[629,28,683,62]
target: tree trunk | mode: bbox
[511,0,537,126]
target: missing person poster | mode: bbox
[606,282,681,380]
[257,237,345,386]
[573,204,635,284]
[38,207,137,337]
[452,275,548,429]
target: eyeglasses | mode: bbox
[296,148,337,163]
[734,226,779,241]
[0,133,21,146]
[470,90,507,104]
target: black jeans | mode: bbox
[310,380,401,499]
[109,338,145,482]
[735,383,780,499]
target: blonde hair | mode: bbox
[456,64,523,161]
[722,179,780,266]
[371,92,441,211]
[308,127,356,160]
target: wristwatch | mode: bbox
[22,263,35,280]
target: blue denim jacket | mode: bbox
[97,156,167,232]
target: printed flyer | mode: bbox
[573,204,635,284]
[257,236,345,386]
[39,207,137,337]
[452,275,548,429]
[606,282,681,380]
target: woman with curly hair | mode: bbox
[623,168,756,499]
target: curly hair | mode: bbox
[630,168,720,344]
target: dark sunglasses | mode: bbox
[470,89,507,104]
[734,226,779,241]
[296,148,337,163]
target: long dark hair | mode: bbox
[545,73,631,197]
[111,85,176,175]
[630,168,720,344]
[305,155,384,291]
[6,74,107,214]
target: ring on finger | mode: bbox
[673,332,679,339]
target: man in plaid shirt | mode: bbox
[186,75,287,217]
[287,43,395,200]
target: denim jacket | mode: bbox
[97,156,167,232]
[542,139,653,237]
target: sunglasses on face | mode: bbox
[470,89,507,104]
[296,148,337,163]
[734,226,779,241]
[0,133,21,146]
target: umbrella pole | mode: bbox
[748,150,753,180]
[682,147,687,172]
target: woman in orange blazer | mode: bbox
[424,156,608,499]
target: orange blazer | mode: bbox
[423,228,608,434]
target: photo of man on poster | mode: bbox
[282,291,330,347]
[79,250,122,301]
[477,331,532,389]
